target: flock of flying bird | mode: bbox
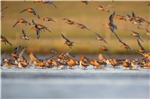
[1,1,150,70]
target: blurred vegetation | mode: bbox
[1,1,150,55]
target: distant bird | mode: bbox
[76,22,90,31]
[115,15,126,21]
[144,28,150,36]
[42,0,57,8]
[61,34,74,48]
[137,26,150,36]
[81,0,88,5]
[103,11,117,35]
[115,34,132,50]
[21,29,29,40]
[20,8,40,19]
[63,18,76,25]
[0,35,12,46]
[137,39,147,54]
[97,5,113,12]
[12,18,31,27]
[1,6,8,13]
[130,30,144,42]
[95,32,108,44]
[1,6,8,20]
[43,17,56,22]
[99,45,111,53]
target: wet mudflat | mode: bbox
[1,65,150,99]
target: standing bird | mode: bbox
[43,17,56,22]
[103,11,117,35]
[95,32,108,44]
[21,29,29,40]
[42,0,57,8]
[61,34,74,48]
[12,18,31,27]
[115,34,132,50]
[20,8,40,19]
[76,22,90,31]
[0,35,12,46]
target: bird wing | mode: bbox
[32,19,36,25]
[22,29,26,36]
[109,11,115,23]
[13,45,21,54]
[31,8,40,19]
[20,8,27,13]
[12,21,19,27]
[61,34,71,42]
[137,39,147,52]
[49,0,57,8]
[36,29,41,39]
[132,11,136,17]
[18,46,27,58]
[1,6,8,12]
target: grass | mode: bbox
[1,1,150,55]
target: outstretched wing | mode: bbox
[22,29,26,36]
[36,29,41,39]
[61,34,71,42]
[109,11,115,23]
[132,11,136,17]
[12,21,19,27]
[31,8,40,19]
[1,6,8,12]
[20,8,27,13]
[137,39,147,53]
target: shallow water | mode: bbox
[1,65,150,99]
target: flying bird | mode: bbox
[76,22,90,31]
[21,29,29,40]
[115,34,132,50]
[137,39,147,54]
[20,8,40,19]
[95,32,108,44]
[43,17,56,22]
[12,18,31,27]
[103,11,117,35]
[0,35,12,46]
[63,18,76,25]
[61,34,74,48]
[42,0,57,8]
[130,30,144,42]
